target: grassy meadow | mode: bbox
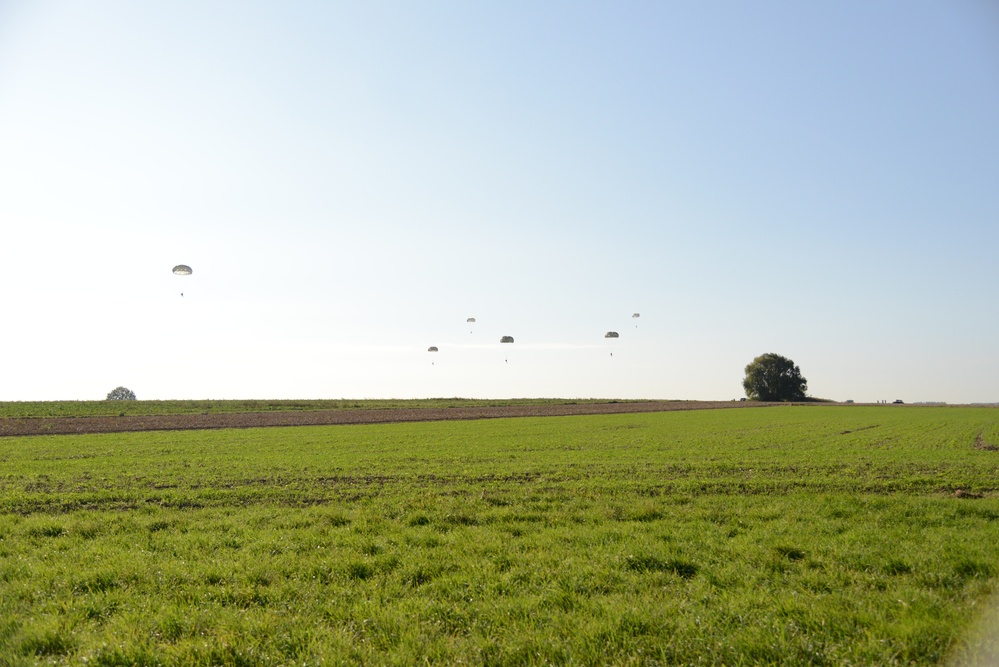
[2,405,999,665]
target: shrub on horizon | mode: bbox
[106,386,137,401]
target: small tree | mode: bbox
[106,386,137,401]
[743,353,807,401]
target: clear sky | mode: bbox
[1,1,997,403]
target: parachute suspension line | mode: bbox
[500,335,514,364]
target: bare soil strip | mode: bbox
[0,400,770,437]
[975,433,998,451]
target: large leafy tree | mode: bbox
[743,353,807,401]
[106,386,137,401]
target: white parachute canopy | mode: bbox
[172,264,192,297]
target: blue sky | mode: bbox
[1,1,997,402]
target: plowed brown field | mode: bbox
[0,400,772,437]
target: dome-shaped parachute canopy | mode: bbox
[500,335,514,344]
[604,331,619,338]
[632,313,640,319]
[172,265,193,276]
[466,317,476,323]
[427,346,438,352]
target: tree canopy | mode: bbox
[106,386,137,401]
[742,353,807,401]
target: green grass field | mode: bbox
[2,405,998,665]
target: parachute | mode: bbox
[499,335,514,363]
[605,331,619,357]
[172,264,192,297]
[632,313,640,319]
[427,346,439,352]
[467,317,476,333]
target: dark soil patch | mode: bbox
[0,401,776,437]
[974,434,998,451]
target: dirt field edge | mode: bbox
[0,400,784,437]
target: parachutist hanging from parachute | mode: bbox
[632,312,640,328]
[467,317,476,334]
[605,331,619,356]
[428,346,439,365]
[172,265,192,296]
[500,335,514,363]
